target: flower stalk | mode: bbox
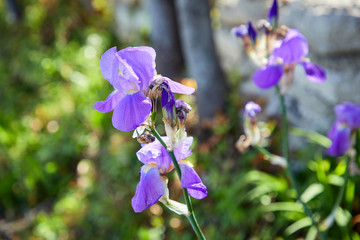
[275,85,326,239]
[151,128,206,240]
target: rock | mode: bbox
[214,28,258,76]
[281,0,360,55]
[217,0,272,26]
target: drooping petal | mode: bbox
[268,0,278,28]
[93,90,124,113]
[335,102,360,129]
[112,91,152,131]
[131,165,164,213]
[174,137,193,160]
[100,47,118,84]
[327,121,352,157]
[117,47,157,92]
[164,77,195,95]
[253,65,283,89]
[179,161,207,199]
[301,61,326,83]
[272,29,309,64]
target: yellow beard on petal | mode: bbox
[127,89,138,95]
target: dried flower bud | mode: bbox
[235,135,252,153]
[149,77,171,99]
[175,100,192,124]
[257,19,272,34]
[274,25,289,40]
[137,131,155,144]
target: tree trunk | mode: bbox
[175,0,228,120]
[148,0,184,79]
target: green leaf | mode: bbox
[335,207,351,227]
[327,174,344,187]
[246,185,274,201]
[285,217,312,235]
[263,202,303,213]
[290,127,331,148]
[305,226,318,240]
[300,183,324,203]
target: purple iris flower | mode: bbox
[244,101,261,118]
[132,137,207,212]
[327,102,360,156]
[94,46,195,131]
[253,29,326,89]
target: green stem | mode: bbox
[151,129,206,240]
[275,85,326,240]
[253,144,273,159]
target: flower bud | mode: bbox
[231,25,248,38]
[268,0,278,29]
[244,101,261,119]
[137,132,156,144]
[247,21,257,44]
[175,100,192,126]
[161,89,177,127]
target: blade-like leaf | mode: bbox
[300,183,324,203]
[291,127,331,147]
[263,202,303,213]
[285,217,312,235]
[305,226,318,240]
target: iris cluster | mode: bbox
[232,0,326,93]
[94,46,207,213]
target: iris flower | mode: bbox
[94,46,194,131]
[327,102,360,156]
[253,29,326,89]
[132,137,207,212]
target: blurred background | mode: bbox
[0,0,359,239]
